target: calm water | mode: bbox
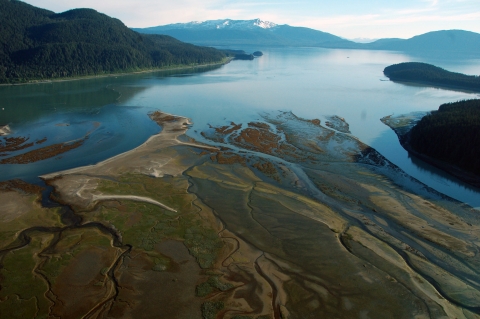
[1,48,479,207]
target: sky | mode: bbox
[22,0,480,40]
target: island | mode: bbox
[383,62,480,92]
[382,99,480,187]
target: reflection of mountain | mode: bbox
[1,65,222,125]
[0,0,225,83]
[135,20,480,55]
[2,78,125,125]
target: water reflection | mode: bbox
[369,127,480,207]
[392,81,480,95]
[1,48,479,208]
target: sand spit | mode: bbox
[41,111,213,216]
[41,111,218,180]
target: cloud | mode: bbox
[21,0,480,37]
[422,0,439,6]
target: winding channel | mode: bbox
[0,183,132,316]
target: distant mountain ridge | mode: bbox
[363,30,480,53]
[162,19,278,30]
[133,19,350,47]
[134,20,480,55]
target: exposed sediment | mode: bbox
[1,110,480,318]
[0,138,85,164]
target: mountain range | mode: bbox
[134,19,480,55]
[133,19,350,47]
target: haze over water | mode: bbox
[1,47,479,207]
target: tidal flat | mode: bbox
[1,111,480,318]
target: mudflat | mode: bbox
[1,111,479,318]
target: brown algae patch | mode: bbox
[0,121,101,164]
[233,127,281,155]
[0,136,34,155]
[0,138,86,164]
[211,151,247,165]
[216,122,242,135]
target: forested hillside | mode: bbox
[409,99,480,175]
[384,62,480,91]
[0,0,225,83]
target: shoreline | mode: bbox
[385,78,480,94]
[400,138,480,189]
[40,111,218,180]
[382,115,480,189]
[0,57,233,87]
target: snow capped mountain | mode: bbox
[133,19,350,47]
[133,19,480,55]
[252,19,277,29]
[152,19,278,31]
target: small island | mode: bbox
[383,62,480,92]
[253,51,264,57]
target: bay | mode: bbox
[1,47,479,207]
